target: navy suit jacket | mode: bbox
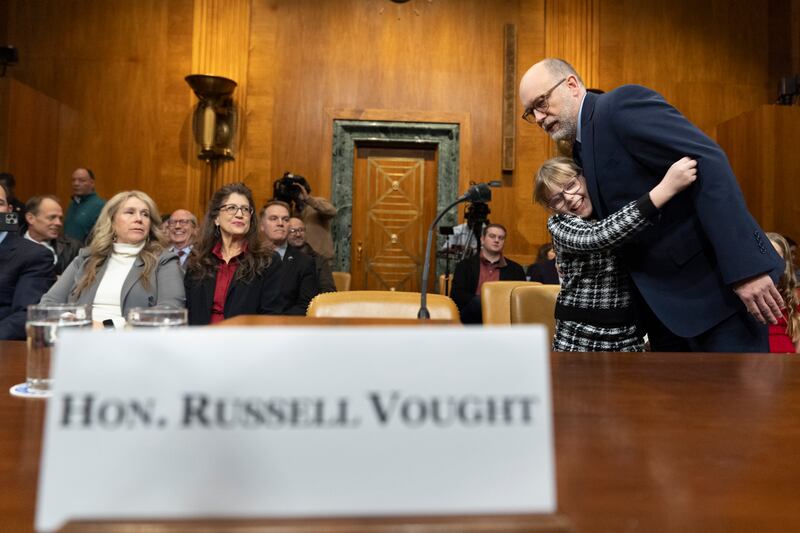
[578,86,782,337]
[278,247,320,315]
[0,232,56,340]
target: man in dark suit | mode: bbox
[451,223,526,324]
[260,201,319,315]
[0,184,56,340]
[519,58,783,352]
[24,195,81,275]
[288,217,337,293]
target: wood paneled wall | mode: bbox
[0,0,795,257]
[718,106,800,242]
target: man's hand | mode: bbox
[733,274,784,324]
[294,183,309,201]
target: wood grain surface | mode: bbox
[3,339,800,531]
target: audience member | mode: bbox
[450,223,525,324]
[260,201,319,315]
[166,209,197,267]
[24,195,81,275]
[534,156,696,352]
[288,217,336,293]
[0,183,55,340]
[766,233,800,353]
[273,172,337,266]
[64,167,105,244]
[160,211,172,234]
[0,172,25,215]
[184,183,283,325]
[520,58,782,352]
[784,235,800,279]
[41,190,184,328]
[526,243,559,284]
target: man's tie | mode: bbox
[572,140,583,168]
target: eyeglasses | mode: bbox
[547,176,582,210]
[167,219,195,227]
[521,77,567,124]
[219,204,254,217]
[288,228,305,234]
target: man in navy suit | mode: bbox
[0,183,56,340]
[260,201,319,315]
[519,58,783,352]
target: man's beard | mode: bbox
[546,98,579,142]
[550,115,577,142]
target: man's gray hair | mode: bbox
[543,58,585,87]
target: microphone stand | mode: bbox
[418,183,492,319]
[418,198,463,319]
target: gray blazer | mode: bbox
[41,248,186,316]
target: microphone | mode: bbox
[458,182,492,203]
[418,183,493,319]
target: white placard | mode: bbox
[36,326,555,531]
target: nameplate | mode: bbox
[36,327,555,531]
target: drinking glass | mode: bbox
[127,306,188,328]
[11,303,92,398]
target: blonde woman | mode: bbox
[41,190,185,328]
[765,233,800,353]
[534,156,696,351]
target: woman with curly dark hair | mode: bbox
[184,182,284,325]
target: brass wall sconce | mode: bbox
[185,74,238,162]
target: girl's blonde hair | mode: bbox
[533,157,581,208]
[766,232,800,344]
[73,190,166,297]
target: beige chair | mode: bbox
[307,290,460,322]
[510,284,561,341]
[332,271,351,292]
[438,274,453,296]
[480,281,541,325]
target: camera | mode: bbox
[462,200,490,257]
[0,212,19,232]
[273,172,311,207]
[0,46,18,77]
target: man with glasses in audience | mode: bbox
[518,57,783,352]
[450,223,525,324]
[260,201,319,315]
[288,217,336,293]
[166,209,197,267]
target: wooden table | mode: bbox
[3,338,800,532]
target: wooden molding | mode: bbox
[322,108,472,192]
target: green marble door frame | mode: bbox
[330,120,460,278]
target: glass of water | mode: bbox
[16,304,92,398]
[127,306,188,328]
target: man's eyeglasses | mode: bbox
[521,77,566,124]
[548,176,582,210]
[219,204,254,217]
[167,219,195,227]
[288,228,305,234]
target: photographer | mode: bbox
[273,172,337,266]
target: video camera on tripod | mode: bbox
[462,188,491,258]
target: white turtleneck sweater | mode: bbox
[92,242,146,328]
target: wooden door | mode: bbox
[351,144,438,292]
